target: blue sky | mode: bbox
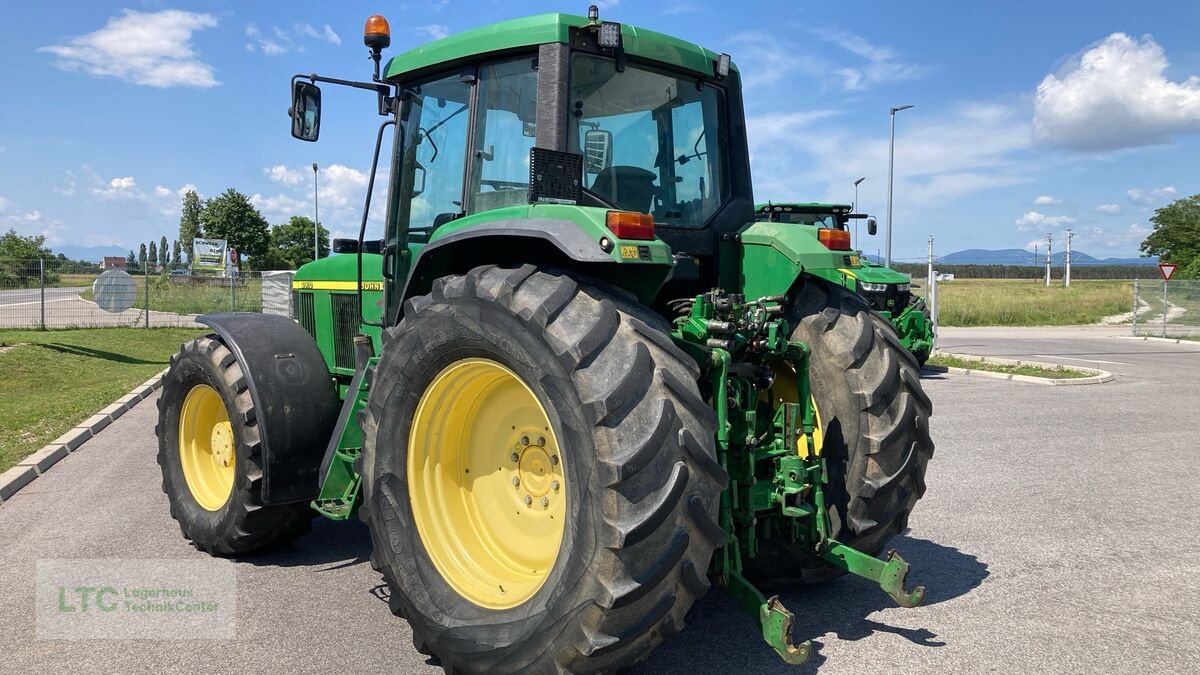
[1,0,1198,262]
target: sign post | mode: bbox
[1159,264,1176,338]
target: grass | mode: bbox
[79,275,262,315]
[915,279,1132,327]
[0,327,204,472]
[927,354,1092,379]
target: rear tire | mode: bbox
[360,265,725,674]
[157,335,314,555]
[744,277,934,584]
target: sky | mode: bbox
[1,0,1198,263]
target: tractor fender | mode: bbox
[196,312,340,504]
[400,218,671,307]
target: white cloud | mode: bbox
[1033,33,1200,151]
[1127,186,1176,205]
[1024,239,1045,252]
[1095,203,1121,214]
[154,186,172,197]
[298,24,341,46]
[251,192,310,220]
[267,165,307,187]
[93,176,138,199]
[749,101,1032,206]
[1015,211,1076,232]
[417,25,450,41]
[40,10,218,88]
[246,24,288,55]
[0,195,9,211]
[1033,195,1061,206]
[735,29,923,92]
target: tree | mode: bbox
[172,240,182,269]
[1142,193,1200,279]
[179,190,203,263]
[0,229,55,285]
[127,250,137,268]
[260,216,330,270]
[148,240,158,269]
[200,188,270,269]
[159,235,169,268]
[138,242,147,269]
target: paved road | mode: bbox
[1,327,1197,673]
[0,285,199,328]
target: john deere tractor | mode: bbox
[755,202,935,365]
[157,9,933,673]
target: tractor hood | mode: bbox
[851,261,910,285]
[294,253,385,289]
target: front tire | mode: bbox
[360,265,725,674]
[744,277,934,584]
[157,335,315,555]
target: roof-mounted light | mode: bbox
[715,53,731,78]
[598,21,622,48]
[364,15,391,50]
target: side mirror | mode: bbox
[583,129,613,174]
[291,81,322,142]
[332,238,359,254]
[867,217,878,236]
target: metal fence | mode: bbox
[0,259,294,330]
[1131,279,1200,337]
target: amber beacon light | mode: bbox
[364,15,391,49]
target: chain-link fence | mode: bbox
[0,259,294,330]
[1131,279,1199,337]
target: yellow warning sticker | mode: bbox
[619,245,640,260]
[848,255,860,266]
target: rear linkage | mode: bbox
[670,289,925,665]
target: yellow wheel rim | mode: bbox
[408,358,567,609]
[178,384,236,511]
[765,362,825,458]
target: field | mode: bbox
[0,327,204,472]
[917,279,1132,327]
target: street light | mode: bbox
[312,162,320,262]
[853,176,866,250]
[885,104,913,267]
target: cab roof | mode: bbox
[383,12,732,81]
[754,202,854,213]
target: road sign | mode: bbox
[1159,263,1177,282]
[92,270,137,313]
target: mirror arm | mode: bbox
[357,118,396,328]
[291,73,395,117]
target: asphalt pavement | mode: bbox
[1,326,1197,674]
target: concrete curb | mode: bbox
[1112,335,1198,345]
[926,352,1113,386]
[0,367,169,505]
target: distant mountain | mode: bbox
[937,248,1158,266]
[52,244,129,262]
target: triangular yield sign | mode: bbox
[1159,263,1177,282]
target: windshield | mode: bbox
[569,54,728,228]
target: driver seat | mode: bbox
[590,166,657,214]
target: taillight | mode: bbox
[818,228,852,250]
[605,211,655,240]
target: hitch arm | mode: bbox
[722,571,812,665]
[822,541,926,608]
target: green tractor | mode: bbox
[157,9,933,673]
[755,202,935,365]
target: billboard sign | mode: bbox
[192,238,227,271]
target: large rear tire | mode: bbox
[744,277,934,584]
[156,335,315,555]
[359,265,725,674]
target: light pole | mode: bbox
[312,162,320,262]
[853,176,866,250]
[886,104,913,267]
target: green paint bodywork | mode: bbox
[292,253,385,374]
[384,13,733,82]
[755,202,934,361]
[738,220,862,300]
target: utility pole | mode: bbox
[1033,243,1038,282]
[1044,233,1052,287]
[853,176,865,250]
[313,162,320,262]
[1064,228,1073,288]
[885,104,913,267]
[927,235,934,294]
